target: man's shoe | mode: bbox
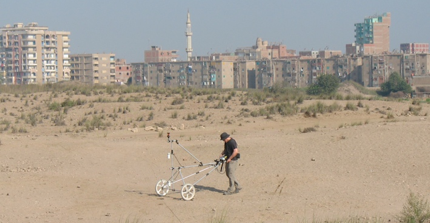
[235,187,242,193]
[223,190,234,195]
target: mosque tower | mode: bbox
[185,10,193,61]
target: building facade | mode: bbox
[400,43,429,54]
[132,53,430,89]
[144,46,179,63]
[354,12,391,55]
[131,60,234,89]
[0,22,70,85]
[235,38,291,60]
[70,53,115,85]
[115,59,132,85]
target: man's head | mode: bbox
[220,132,230,141]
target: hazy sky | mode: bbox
[1,0,429,63]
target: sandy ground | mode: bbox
[1,88,430,223]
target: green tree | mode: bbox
[379,72,412,96]
[306,74,340,95]
[126,77,133,86]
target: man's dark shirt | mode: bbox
[224,138,240,160]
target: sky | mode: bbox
[1,0,429,63]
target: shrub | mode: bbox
[299,127,316,133]
[51,112,66,126]
[216,101,224,109]
[171,97,184,105]
[85,115,111,131]
[147,112,154,121]
[379,72,412,96]
[397,192,430,223]
[61,98,76,107]
[409,106,422,116]
[307,74,340,95]
[49,102,61,111]
[412,99,421,105]
[386,112,394,119]
[140,104,153,110]
[297,95,304,104]
[344,102,358,111]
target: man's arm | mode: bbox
[227,148,239,163]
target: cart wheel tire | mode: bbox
[155,179,169,196]
[181,184,195,201]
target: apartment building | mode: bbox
[234,60,256,89]
[299,50,342,59]
[70,53,115,85]
[131,60,234,89]
[354,12,391,55]
[132,53,430,89]
[144,46,179,63]
[115,59,132,85]
[400,43,429,54]
[359,54,430,87]
[235,38,290,60]
[0,22,70,84]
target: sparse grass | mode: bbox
[301,101,342,114]
[185,113,197,120]
[140,104,153,110]
[171,111,178,119]
[209,209,228,223]
[302,216,385,223]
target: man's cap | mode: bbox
[220,132,230,141]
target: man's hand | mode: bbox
[227,159,231,163]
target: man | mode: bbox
[220,132,242,195]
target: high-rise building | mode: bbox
[354,12,391,55]
[70,53,116,85]
[0,22,70,84]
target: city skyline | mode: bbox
[1,0,429,63]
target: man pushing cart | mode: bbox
[155,133,229,201]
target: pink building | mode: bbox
[115,59,132,85]
[400,43,429,54]
[144,46,179,63]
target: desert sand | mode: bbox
[1,85,430,223]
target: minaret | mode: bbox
[185,10,193,61]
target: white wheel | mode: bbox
[181,184,195,201]
[155,179,169,196]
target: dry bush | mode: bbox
[299,127,316,133]
[389,91,406,98]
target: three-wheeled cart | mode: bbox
[155,133,225,201]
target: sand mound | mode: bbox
[337,81,364,95]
